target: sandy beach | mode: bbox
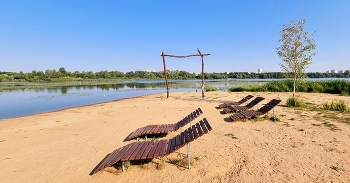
[1,91,350,183]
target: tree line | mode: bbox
[0,67,349,82]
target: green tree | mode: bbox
[59,67,67,77]
[344,70,350,77]
[276,16,317,96]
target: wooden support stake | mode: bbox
[122,162,125,172]
[197,48,205,98]
[162,51,169,98]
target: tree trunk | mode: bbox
[293,76,296,97]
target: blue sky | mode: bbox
[1,1,349,73]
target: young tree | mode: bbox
[276,16,317,97]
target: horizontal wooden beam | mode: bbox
[161,53,210,58]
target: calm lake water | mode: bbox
[1,78,349,119]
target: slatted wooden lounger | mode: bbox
[229,99,282,121]
[125,108,203,141]
[218,95,254,108]
[90,118,212,175]
[223,97,265,113]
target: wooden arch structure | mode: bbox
[161,48,210,98]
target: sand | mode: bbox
[1,91,350,183]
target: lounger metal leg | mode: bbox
[122,162,125,172]
[187,142,191,170]
[188,121,191,169]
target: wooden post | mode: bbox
[162,51,169,98]
[197,48,205,98]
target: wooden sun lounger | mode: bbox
[218,95,254,108]
[229,99,282,121]
[223,97,265,113]
[125,108,203,141]
[90,118,212,175]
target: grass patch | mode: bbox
[205,86,218,92]
[283,122,291,127]
[286,96,305,107]
[124,161,132,168]
[322,100,348,112]
[156,158,166,170]
[224,133,238,139]
[270,116,280,122]
[330,165,339,172]
[104,167,121,175]
[323,122,339,131]
[168,156,199,167]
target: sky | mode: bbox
[1,1,349,73]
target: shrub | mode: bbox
[322,100,348,112]
[205,86,218,92]
[286,97,304,107]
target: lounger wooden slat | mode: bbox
[203,118,212,131]
[192,125,199,139]
[198,108,203,114]
[128,144,146,161]
[140,141,155,160]
[166,124,173,133]
[159,140,169,157]
[172,135,178,150]
[146,141,161,159]
[152,125,161,134]
[165,124,173,133]
[154,140,168,158]
[188,126,194,142]
[184,129,190,144]
[134,141,151,160]
[91,118,213,175]
[139,126,150,136]
[179,132,185,147]
[170,137,176,153]
[200,120,209,133]
[146,125,156,134]
[158,125,166,134]
[166,138,175,154]
[150,125,160,134]
[130,127,144,139]
[120,142,142,161]
[109,144,134,165]
[196,123,204,136]
[94,145,126,171]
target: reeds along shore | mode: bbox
[229,79,350,96]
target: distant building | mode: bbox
[330,69,337,73]
[146,68,155,72]
[338,70,345,73]
[258,68,263,73]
